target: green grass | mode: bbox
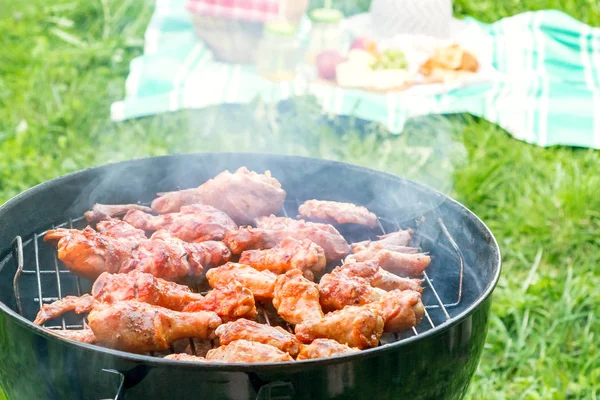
[1,1,599,399]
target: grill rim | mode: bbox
[0,152,502,370]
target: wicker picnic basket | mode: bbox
[187,0,308,64]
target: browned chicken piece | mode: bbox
[366,290,424,333]
[34,294,96,325]
[351,229,414,250]
[151,168,286,225]
[225,225,349,262]
[123,204,237,243]
[318,272,385,312]
[206,340,294,363]
[44,227,132,279]
[206,263,277,302]
[95,219,147,249]
[84,203,153,223]
[182,281,257,322]
[163,354,206,362]
[121,232,231,281]
[272,270,324,325]
[239,237,326,280]
[346,244,431,277]
[52,329,97,344]
[296,339,359,360]
[88,301,222,353]
[298,200,378,228]
[34,270,204,325]
[295,306,384,349]
[334,261,423,292]
[215,318,301,357]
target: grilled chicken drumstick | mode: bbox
[298,200,378,228]
[351,230,415,251]
[182,281,258,322]
[346,244,431,277]
[334,261,422,292]
[151,167,286,224]
[215,319,302,357]
[318,273,386,312]
[88,301,221,353]
[272,269,324,325]
[295,306,385,349]
[206,340,294,363]
[296,339,359,360]
[366,289,424,333]
[123,204,237,243]
[206,263,277,302]
[239,237,326,280]
[84,203,153,223]
[95,219,147,248]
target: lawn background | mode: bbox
[0,0,599,398]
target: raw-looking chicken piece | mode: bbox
[34,270,204,325]
[334,261,423,292]
[346,245,431,277]
[298,200,378,228]
[366,290,424,333]
[44,227,132,279]
[296,339,359,360]
[84,203,153,223]
[88,301,222,353]
[225,225,350,262]
[295,306,384,349]
[52,329,97,344]
[318,272,385,312]
[206,263,277,302]
[182,281,257,322]
[95,219,147,248]
[123,204,237,243]
[151,167,286,224]
[272,270,324,325]
[164,354,206,362]
[122,232,231,281]
[239,237,326,280]
[206,340,294,363]
[350,230,414,250]
[215,318,302,357]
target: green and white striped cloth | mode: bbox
[111,3,600,149]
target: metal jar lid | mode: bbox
[309,8,343,24]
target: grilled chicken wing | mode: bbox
[123,204,237,243]
[34,270,204,325]
[182,281,257,322]
[334,261,422,292]
[44,227,132,279]
[151,168,286,225]
[122,232,231,281]
[351,230,414,250]
[206,263,277,302]
[318,272,386,312]
[95,219,147,248]
[206,340,294,363]
[52,329,97,344]
[164,354,206,362]
[298,200,378,228]
[226,219,350,262]
[215,319,301,357]
[295,306,384,349]
[366,289,424,333]
[346,244,430,277]
[239,237,326,280]
[88,301,221,353]
[273,270,324,325]
[84,203,153,223]
[296,339,359,360]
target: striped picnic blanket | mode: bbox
[111,3,600,149]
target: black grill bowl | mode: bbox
[0,153,500,400]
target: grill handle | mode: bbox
[256,381,295,400]
[100,369,125,400]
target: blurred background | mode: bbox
[1,0,599,398]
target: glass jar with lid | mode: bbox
[256,21,302,82]
[306,8,344,64]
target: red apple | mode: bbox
[316,50,346,81]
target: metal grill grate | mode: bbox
[10,199,465,354]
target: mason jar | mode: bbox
[306,8,344,64]
[256,21,302,82]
